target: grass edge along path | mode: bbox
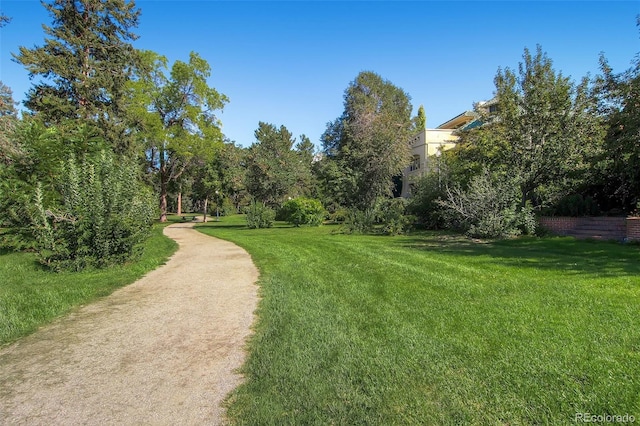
[0,221,178,346]
[197,215,640,425]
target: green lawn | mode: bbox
[0,222,178,346]
[197,215,640,425]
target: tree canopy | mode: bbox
[245,122,304,207]
[449,46,604,208]
[321,71,413,210]
[128,50,228,221]
[14,0,141,153]
[595,21,640,212]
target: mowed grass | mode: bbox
[0,222,178,346]
[197,215,640,424]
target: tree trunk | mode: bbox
[203,198,208,223]
[159,161,168,222]
[177,192,182,216]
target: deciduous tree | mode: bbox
[321,71,413,210]
[450,46,604,208]
[595,20,640,212]
[128,50,228,221]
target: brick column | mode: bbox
[627,217,640,242]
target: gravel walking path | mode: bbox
[0,222,259,425]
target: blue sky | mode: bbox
[1,1,639,149]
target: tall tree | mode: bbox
[322,71,413,210]
[449,46,604,208]
[0,82,20,165]
[14,0,140,153]
[294,134,318,198]
[414,104,426,131]
[595,18,640,212]
[128,50,228,222]
[494,46,604,206]
[245,122,301,207]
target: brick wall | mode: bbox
[539,216,630,241]
[627,218,640,242]
[538,217,579,235]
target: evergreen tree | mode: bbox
[414,104,426,131]
[245,122,303,207]
[14,0,140,153]
[0,82,20,165]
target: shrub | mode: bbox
[342,208,377,234]
[406,172,448,229]
[280,197,325,227]
[342,198,414,235]
[32,151,156,271]
[376,198,414,235]
[245,201,275,229]
[439,170,536,239]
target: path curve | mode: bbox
[0,222,259,425]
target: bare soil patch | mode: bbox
[0,222,259,425]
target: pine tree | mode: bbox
[14,0,140,153]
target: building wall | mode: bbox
[401,129,458,198]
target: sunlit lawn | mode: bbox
[198,215,640,424]
[0,222,178,346]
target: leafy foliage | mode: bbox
[376,197,414,235]
[280,197,325,227]
[414,104,426,130]
[128,50,228,221]
[438,170,535,239]
[493,46,604,206]
[321,71,413,210]
[407,171,449,229]
[547,194,601,217]
[0,82,20,165]
[342,198,413,235]
[245,122,308,207]
[448,46,604,210]
[245,201,275,229]
[32,150,156,271]
[594,21,640,212]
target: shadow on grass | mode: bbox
[399,232,640,277]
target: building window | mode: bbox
[489,104,498,113]
[409,155,420,171]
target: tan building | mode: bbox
[401,110,479,198]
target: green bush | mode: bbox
[439,170,536,239]
[342,198,414,235]
[245,201,275,229]
[32,151,156,271]
[280,197,325,227]
[406,172,448,229]
[376,198,414,235]
[342,208,377,234]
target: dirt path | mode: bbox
[0,222,259,425]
